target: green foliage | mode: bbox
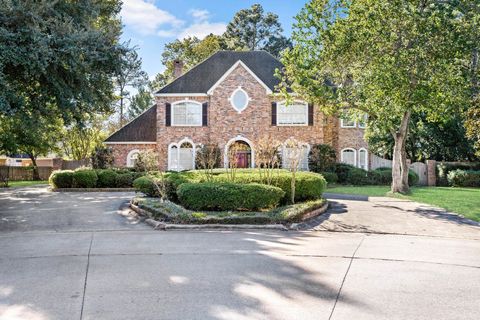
[91,146,114,169]
[223,4,291,57]
[447,170,480,187]
[133,150,158,172]
[437,162,480,186]
[72,170,98,188]
[115,172,135,188]
[320,172,338,184]
[309,144,337,173]
[332,164,357,184]
[128,87,153,120]
[177,182,285,211]
[49,170,74,189]
[96,169,118,188]
[133,176,158,197]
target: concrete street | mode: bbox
[1,186,479,320]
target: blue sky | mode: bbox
[120,0,308,79]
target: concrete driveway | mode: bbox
[1,186,479,320]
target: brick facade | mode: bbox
[110,63,368,170]
[110,143,157,167]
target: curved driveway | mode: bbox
[0,186,479,320]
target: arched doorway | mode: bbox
[224,137,254,168]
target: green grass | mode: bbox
[327,185,480,222]
[1,180,49,188]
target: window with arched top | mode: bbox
[168,139,195,171]
[341,148,356,167]
[126,149,140,168]
[172,101,202,126]
[229,87,250,112]
[358,148,368,170]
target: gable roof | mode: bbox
[156,51,284,95]
[104,105,157,143]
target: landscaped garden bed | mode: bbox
[131,169,329,227]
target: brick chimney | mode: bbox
[173,60,184,78]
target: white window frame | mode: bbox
[340,118,356,128]
[340,148,357,167]
[281,142,310,171]
[171,100,202,127]
[228,87,251,113]
[358,114,368,129]
[358,148,368,170]
[276,100,309,126]
[126,149,140,168]
[168,138,196,171]
[223,136,255,168]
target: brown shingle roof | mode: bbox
[105,105,157,142]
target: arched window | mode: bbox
[168,139,195,171]
[277,101,308,125]
[172,101,202,126]
[126,149,140,168]
[358,148,368,170]
[229,87,250,112]
[341,148,356,167]
[281,143,310,171]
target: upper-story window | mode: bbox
[172,101,202,126]
[277,101,308,126]
[358,114,368,128]
[229,87,250,112]
[340,115,356,128]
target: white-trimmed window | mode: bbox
[126,149,140,168]
[358,114,368,129]
[340,117,356,128]
[282,144,310,171]
[168,139,195,171]
[172,101,202,126]
[341,148,356,166]
[358,148,368,170]
[229,87,250,112]
[277,101,308,125]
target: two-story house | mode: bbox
[105,51,369,171]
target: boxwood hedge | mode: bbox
[72,169,98,188]
[49,170,74,188]
[177,182,285,211]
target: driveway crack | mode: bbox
[79,232,94,320]
[329,235,365,320]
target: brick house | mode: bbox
[105,51,368,171]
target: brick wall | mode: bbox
[109,144,157,168]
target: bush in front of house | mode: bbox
[177,182,285,211]
[369,167,419,186]
[309,144,337,173]
[332,163,357,184]
[437,162,480,186]
[447,169,480,187]
[72,169,98,188]
[320,172,338,184]
[133,175,160,197]
[115,172,136,188]
[49,170,74,188]
[96,169,118,188]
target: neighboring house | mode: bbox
[105,51,368,171]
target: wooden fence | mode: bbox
[61,159,90,170]
[0,166,53,181]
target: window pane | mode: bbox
[172,102,201,125]
[232,90,248,110]
[359,150,367,170]
[277,103,307,125]
[342,150,355,166]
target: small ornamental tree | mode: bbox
[255,136,281,185]
[91,146,114,169]
[284,138,303,204]
[281,0,474,193]
[134,150,158,172]
[195,144,222,182]
[309,144,337,173]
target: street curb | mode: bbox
[52,187,136,192]
[130,200,329,231]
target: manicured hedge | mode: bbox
[96,169,118,188]
[177,182,285,211]
[330,164,419,186]
[115,172,136,188]
[320,172,338,184]
[437,162,480,186]
[447,169,480,187]
[72,169,98,188]
[213,171,327,203]
[49,170,74,188]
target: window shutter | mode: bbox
[165,102,171,126]
[202,102,208,126]
[271,102,277,126]
[308,103,314,126]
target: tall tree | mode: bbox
[223,3,291,57]
[0,0,125,123]
[114,48,148,126]
[282,0,472,193]
[128,87,153,119]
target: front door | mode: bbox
[236,152,250,168]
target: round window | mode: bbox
[230,88,250,112]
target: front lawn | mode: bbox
[1,180,49,188]
[327,185,480,222]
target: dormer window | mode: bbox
[229,87,250,112]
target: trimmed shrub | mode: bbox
[177,182,285,211]
[133,176,158,197]
[368,168,419,186]
[348,167,371,185]
[72,170,98,188]
[320,172,338,184]
[96,169,118,188]
[332,163,357,184]
[437,162,480,186]
[447,169,480,187]
[115,172,135,188]
[49,170,74,188]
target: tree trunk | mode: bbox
[29,154,40,181]
[391,111,411,193]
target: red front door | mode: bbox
[236,152,250,168]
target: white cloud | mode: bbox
[178,21,227,39]
[189,8,210,21]
[121,0,183,35]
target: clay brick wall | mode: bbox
[108,144,157,168]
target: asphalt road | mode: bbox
[1,186,479,320]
